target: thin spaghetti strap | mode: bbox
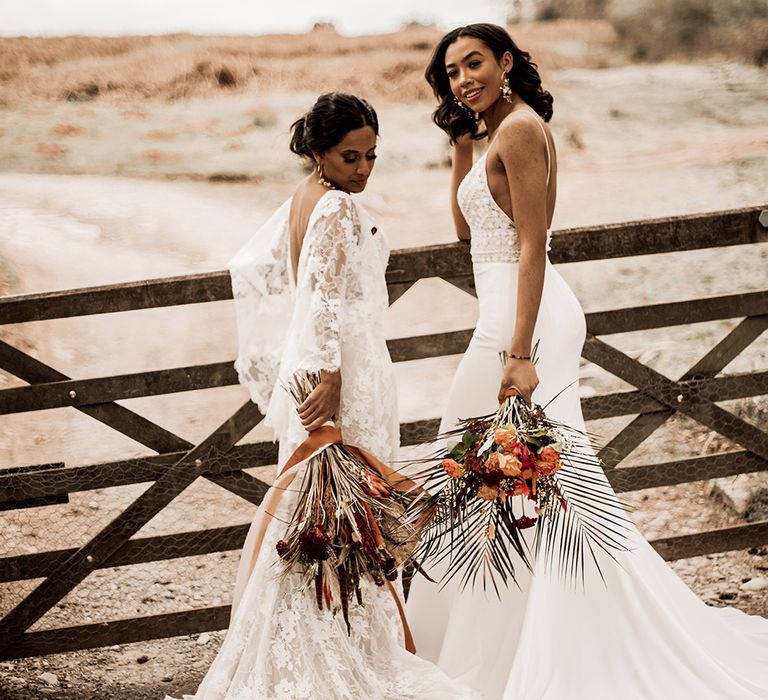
[534,115,552,186]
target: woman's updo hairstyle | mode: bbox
[425,23,554,142]
[289,92,379,160]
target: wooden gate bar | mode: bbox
[0,524,251,583]
[0,442,277,504]
[652,520,768,561]
[606,450,766,493]
[0,207,763,326]
[0,400,263,653]
[0,361,238,415]
[551,206,766,264]
[584,336,768,462]
[596,315,768,464]
[387,329,474,362]
[586,292,768,336]
[0,606,232,661]
[0,462,68,511]
[0,271,234,325]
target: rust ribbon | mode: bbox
[232,424,416,654]
[277,424,343,476]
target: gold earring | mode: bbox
[316,163,335,189]
[500,73,514,104]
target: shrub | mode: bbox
[608,0,768,62]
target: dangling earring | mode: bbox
[316,163,335,189]
[500,72,514,104]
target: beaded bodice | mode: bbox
[457,113,552,265]
[457,152,522,264]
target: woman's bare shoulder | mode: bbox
[494,111,544,159]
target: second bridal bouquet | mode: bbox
[408,353,633,594]
[275,370,418,634]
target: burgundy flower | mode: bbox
[513,516,537,529]
[275,539,291,559]
[464,453,485,474]
[298,527,332,561]
[382,554,398,581]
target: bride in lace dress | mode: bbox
[167,94,477,700]
[405,24,768,699]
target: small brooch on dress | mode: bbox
[371,226,377,235]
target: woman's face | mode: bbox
[316,125,377,194]
[444,36,511,113]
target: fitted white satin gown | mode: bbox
[406,119,768,699]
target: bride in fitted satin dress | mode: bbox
[406,23,768,700]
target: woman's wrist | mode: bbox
[508,341,532,358]
[320,369,341,386]
[506,353,532,362]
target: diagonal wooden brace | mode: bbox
[0,399,263,652]
[594,315,768,465]
[584,334,768,464]
[0,339,268,504]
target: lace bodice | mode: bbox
[457,114,553,264]
[458,152,523,264]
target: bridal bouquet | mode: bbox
[408,355,632,593]
[275,371,418,634]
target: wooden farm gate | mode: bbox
[0,205,766,660]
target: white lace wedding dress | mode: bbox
[167,190,477,700]
[406,120,768,699]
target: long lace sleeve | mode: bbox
[300,192,361,373]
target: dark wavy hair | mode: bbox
[289,92,379,159]
[425,23,554,142]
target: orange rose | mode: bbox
[441,458,465,478]
[535,446,562,477]
[494,427,518,452]
[477,484,499,501]
[485,451,522,477]
[485,452,502,472]
[499,453,522,477]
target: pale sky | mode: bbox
[0,1,509,36]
